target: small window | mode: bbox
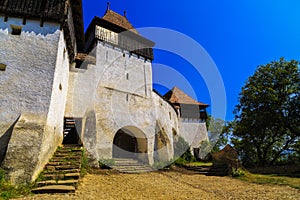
[10,25,22,35]
[0,63,6,71]
[126,94,129,102]
[126,73,129,80]
[169,112,172,120]
[63,48,66,60]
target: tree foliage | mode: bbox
[232,58,300,166]
[198,116,229,160]
[174,136,194,162]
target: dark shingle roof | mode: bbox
[0,0,85,57]
[102,9,138,35]
[0,0,66,21]
[84,9,154,60]
[164,87,209,108]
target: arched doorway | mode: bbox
[63,118,82,145]
[113,126,148,162]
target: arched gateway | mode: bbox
[113,126,148,163]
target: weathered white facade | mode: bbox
[0,3,208,184]
[65,42,180,166]
[0,17,70,183]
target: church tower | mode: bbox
[0,0,84,183]
[65,6,161,165]
[84,5,154,97]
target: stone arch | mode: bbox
[113,126,148,163]
[154,122,172,162]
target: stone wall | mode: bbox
[65,42,180,165]
[0,17,69,183]
[180,121,208,155]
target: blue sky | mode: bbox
[82,0,300,121]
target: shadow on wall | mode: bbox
[81,110,98,166]
[0,116,20,166]
[154,121,171,162]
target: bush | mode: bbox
[0,168,32,200]
[174,136,195,163]
[173,157,189,167]
[0,168,5,183]
[99,158,115,169]
[231,168,245,177]
[80,149,90,176]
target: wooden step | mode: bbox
[43,169,80,174]
[56,149,72,153]
[33,144,83,194]
[42,173,80,180]
[45,164,80,171]
[50,156,81,162]
[47,161,81,166]
[54,165,81,170]
[65,121,75,124]
[54,152,82,157]
[36,179,78,187]
[32,185,76,194]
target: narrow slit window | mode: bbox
[63,48,66,60]
[126,73,129,80]
[10,25,22,35]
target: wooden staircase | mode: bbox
[63,118,75,138]
[31,145,83,194]
[113,158,153,173]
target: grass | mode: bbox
[98,158,115,169]
[235,169,300,190]
[80,149,90,176]
[185,161,213,167]
[0,168,32,200]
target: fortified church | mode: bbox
[0,0,209,183]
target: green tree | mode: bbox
[174,136,194,162]
[208,117,228,152]
[232,58,300,166]
[199,117,229,160]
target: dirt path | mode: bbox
[16,170,299,200]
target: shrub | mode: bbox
[0,168,5,183]
[80,149,90,176]
[0,168,32,200]
[99,158,115,169]
[174,136,195,163]
[231,168,245,177]
[153,159,175,170]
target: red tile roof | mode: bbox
[164,87,209,107]
[102,9,139,35]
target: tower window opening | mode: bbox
[126,73,129,80]
[0,63,6,71]
[10,25,22,35]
